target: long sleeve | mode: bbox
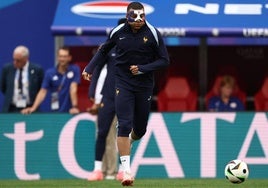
[84,39,116,74]
[138,31,169,73]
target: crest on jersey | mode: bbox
[116,88,120,96]
[143,36,148,43]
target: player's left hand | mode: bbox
[130,65,139,75]
[82,71,92,81]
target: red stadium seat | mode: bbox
[157,77,197,111]
[205,76,246,108]
[75,62,93,112]
[254,77,268,111]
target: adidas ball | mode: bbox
[224,159,249,184]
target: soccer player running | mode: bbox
[82,1,169,186]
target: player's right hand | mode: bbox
[82,71,92,81]
[130,65,139,75]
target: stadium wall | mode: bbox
[0,112,267,180]
[0,0,58,111]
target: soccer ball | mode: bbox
[224,159,249,184]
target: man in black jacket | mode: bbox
[0,45,44,112]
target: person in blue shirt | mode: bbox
[21,46,80,114]
[82,2,169,186]
[208,75,244,111]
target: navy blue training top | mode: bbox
[85,21,169,91]
[89,47,116,100]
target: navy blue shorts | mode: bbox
[115,86,152,137]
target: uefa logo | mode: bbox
[71,1,154,19]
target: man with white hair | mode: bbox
[0,45,44,112]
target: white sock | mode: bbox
[94,160,102,171]
[118,164,123,172]
[120,155,131,173]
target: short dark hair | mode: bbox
[58,46,71,55]
[127,1,144,11]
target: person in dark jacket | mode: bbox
[0,45,44,112]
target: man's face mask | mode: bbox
[127,9,145,22]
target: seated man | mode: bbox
[208,75,244,111]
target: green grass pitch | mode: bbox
[0,178,268,188]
